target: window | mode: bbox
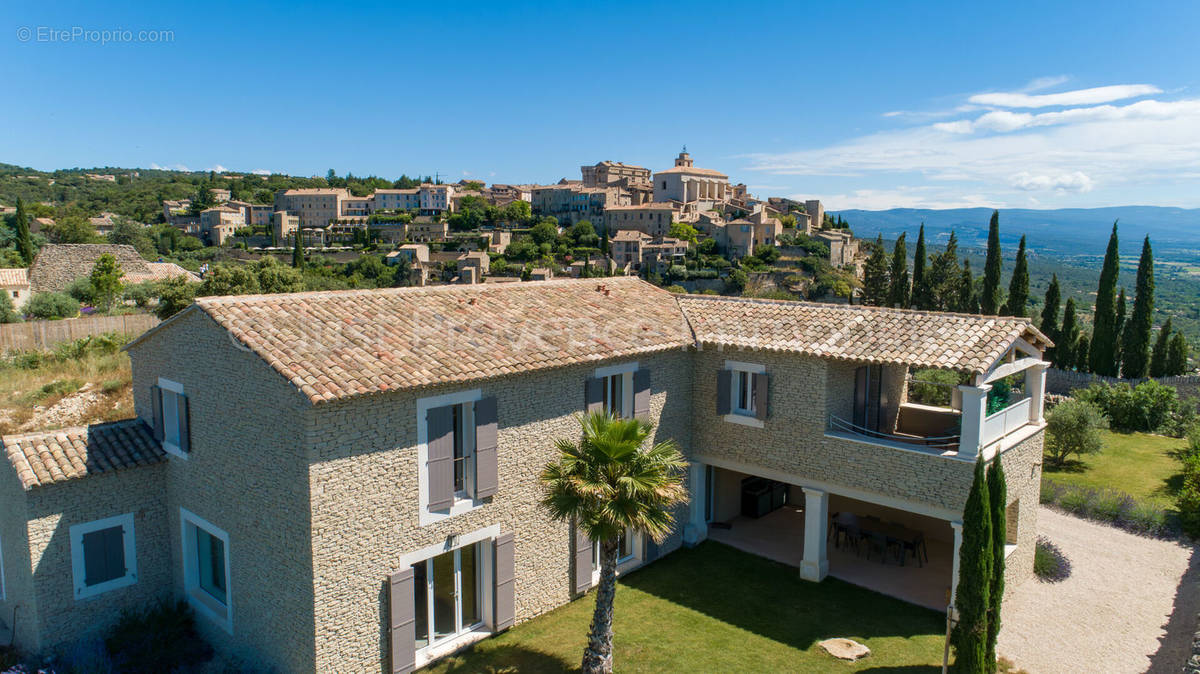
[154,378,190,459]
[451,403,472,495]
[181,508,232,632]
[617,527,637,563]
[594,362,636,419]
[413,543,484,652]
[70,513,137,599]
[419,389,487,526]
[722,361,766,427]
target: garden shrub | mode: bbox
[1044,399,1107,467]
[907,369,964,407]
[25,291,80,320]
[104,599,213,673]
[1033,536,1071,582]
[35,378,82,400]
[1075,380,1195,436]
[1041,479,1175,538]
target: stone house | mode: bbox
[0,278,1050,672]
[23,244,196,295]
[0,267,30,312]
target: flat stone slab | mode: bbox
[819,638,871,661]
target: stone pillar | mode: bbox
[800,487,829,582]
[683,462,708,546]
[957,383,991,460]
[949,520,963,614]
[1026,361,1049,423]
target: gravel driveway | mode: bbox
[999,506,1199,673]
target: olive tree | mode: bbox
[1045,399,1108,467]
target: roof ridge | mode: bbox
[676,293,1035,323]
[1,417,145,443]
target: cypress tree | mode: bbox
[1122,236,1155,378]
[1076,334,1091,373]
[862,235,890,306]
[986,459,1007,673]
[951,456,992,674]
[1150,318,1172,378]
[910,224,932,310]
[980,210,1003,315]
[1090,222,1121,376]
[1114,288,1127,374]
[292,232,304,268]
[1168,332,1190,376]
[1002,235,1029,317]
[887,233,910,309]
[958,259,977,314]
[1058,299,1080,370]
[928,230,961,311]
[14,197,34,265]
[1039,275,1061,364]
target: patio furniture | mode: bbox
[863,531,889,564]
[740,478,772,518]
[900,531,928,567]
[830,512,863,553]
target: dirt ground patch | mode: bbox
[999,506,1199,673]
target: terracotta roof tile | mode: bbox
[191,277,694,403]
[0,267,29,287]
[2,419,165,490]
[675,295,1051,374]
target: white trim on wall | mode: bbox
[180,507,233,634]
[0,531,6,601]
[594,361,637,419]
[69,512,138,600]
[723,360,765,428]
[157,376,187,460]
[418,388,483,527]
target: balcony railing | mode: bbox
[982,396,1032,447]
[828,414,961,452]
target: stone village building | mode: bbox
[0,277,1050,672]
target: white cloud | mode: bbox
[744,85,1200,208]
[150,162,190,172]
[251,168,272,175]
[1009,171,1094,193]
[968,84,1161,108]
[1021,75,1070,92]
[800,187,994,211]
[206,164,229,173]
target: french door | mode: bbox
[413,543,482,650]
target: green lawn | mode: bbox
[1043,430,1185,508]
[423,541,947,673]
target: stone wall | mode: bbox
[996,431,1043,598]
[305,349,694,672]
[691,348,974,515]
[1045,367,1200,399]
[128,308,317,671]
[28,244,150,293]
[23,464,171,653]
[0,446,37,652]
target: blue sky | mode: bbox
[3,1,1199,209]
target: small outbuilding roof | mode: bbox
[3,419,165,491]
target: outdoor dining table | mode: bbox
[831,513,926,567]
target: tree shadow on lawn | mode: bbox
[621,541,945,653]
[1042,458,1088,474]
[425,643,574,674]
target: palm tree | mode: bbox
[539,412,688,674]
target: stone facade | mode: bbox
[2,298,1046,671]
[305,349,692,671]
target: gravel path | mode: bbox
[999,506,1199,674]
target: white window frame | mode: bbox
[399,524,499,669]
[594,362,637,419]
[723,360,765,428]
[590,527,644,585]
[157,377,187,460]
[180,508,232,633]
[418,389,482,527]
[69,512,138,600]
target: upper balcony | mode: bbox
[826,334,1051,461]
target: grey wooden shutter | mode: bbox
[584,376,604,413]
[106,526,127,579]
[643,536,659,563]
[573,526,593,594]
[82,530,106,586]
[716,370,732,415]
[494,532,516,630]
[633,368,651,419]
[474,397,498,499]
[389,568,416,674]
[852,367,867,428]
[176,392,191,453]
[150,385,164,442]
[753,372,770,421]
[426,406,455,511]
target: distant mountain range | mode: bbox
[831,206,1200,261]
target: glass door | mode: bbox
[412,542,484,651]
